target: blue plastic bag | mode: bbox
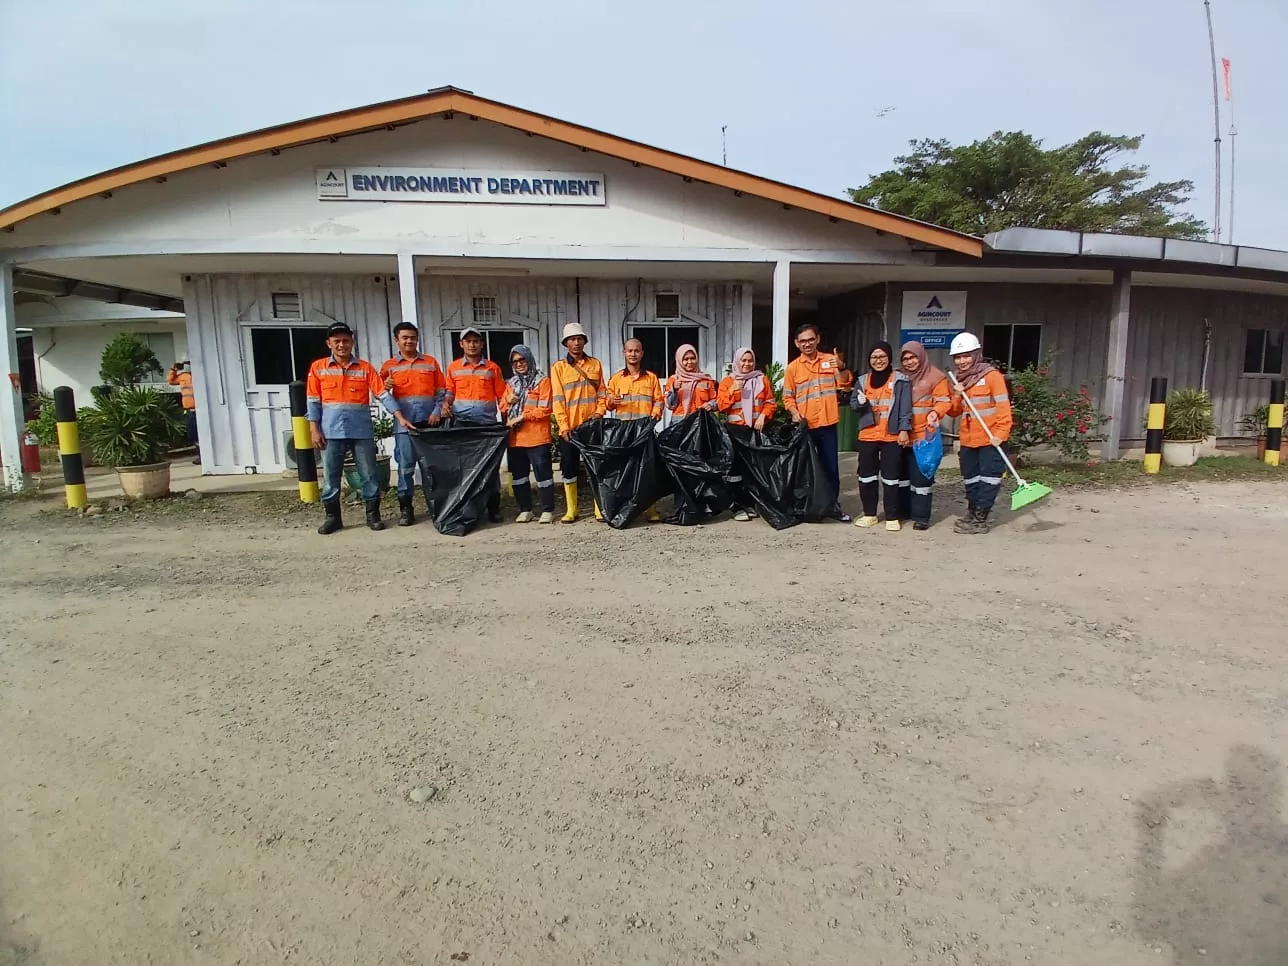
[913,425,944,480]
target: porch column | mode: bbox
[1101,268,1132,460]
[772,259,790,368]
[0,264,26,493]
[397,252,419,331]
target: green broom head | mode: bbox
[1011,480,1053,511]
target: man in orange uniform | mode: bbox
[782,322,851,522]
[166,360,200,465]
[379,321,445,527]
[443,326,507,523]
[605,338,665,522]
[307,322,411,535]
[945,332,1013,534]
[550,321,606,522]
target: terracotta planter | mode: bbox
[1162,439,1202,468]
[116,461,172,499]
[1255,436,1288,462]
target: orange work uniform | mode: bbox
[857,374,901,444]
[911,377,953,438]
[716,375,776,426]
[782,353,844,428]
[501,376,554,448]
[379,353,445,427]
[663,374,718,416]
[167,368,195,410]
[947,370,1013,446]
[550,355,606,434]
[606,368,663,420]
[445,356,506,423]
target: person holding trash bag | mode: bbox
[898,341,951,531]
[551,321,607,522]
[718,346,776,522]
[945,332,1013,535]
[605,338,665,521]
[664,344,718,417]
[500,345,556,524]
[782,323,851,522]
[380,322,445,527]
[308,322,412,535]
[852,341,912,532]
[443,327,507,523]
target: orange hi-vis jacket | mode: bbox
[379,353,445,429]
[911,377,953,438]
[445,356,506,422]
[551,355,606,434]
[947,369,1013,447]
[306,355,398,439]
[716,375,776,426]
[783,353,843,429]
[663,374,718,416]
[856,373,902,444]
[167,369,195,410]
[501,376,554,448]
[606,368,663,420]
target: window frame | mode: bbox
[1242,327,1286,377]
[981,322,1042,373]
[136,331,177,385]
[240,321,335,391]
[653,292,681,321]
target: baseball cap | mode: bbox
[460,326,484,339]
[325,322,354,337]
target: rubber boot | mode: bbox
[486,492,502,524]
[397,494,414,527]
[561,483,579,522]
[593,500,604,522]
[317,498,343,535]
[365,498,385,532]
[646,504,662,522]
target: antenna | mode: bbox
[721,125,727,166]
[1203,0,1223,243]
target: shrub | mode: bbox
[25,392,57,447]
[80,386,186,468]
[99,333,162,388]
[1163,389,1216,441]
[1007,358,1107,462]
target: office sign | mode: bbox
[900,290,967,349]
[316,167,606,206]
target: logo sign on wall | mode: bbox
[316,167,607,206]
[899,291,968,349]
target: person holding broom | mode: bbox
[945,332,1012,534]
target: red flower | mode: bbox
[1047,428,1057,437]
[1057,412,1067,421]
[1077,423,1089,433]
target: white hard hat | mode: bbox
[561,322,588,345]
[949,332,982,356]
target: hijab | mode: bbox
[729,346,765,425]
[866,341,894,390]
[900,340,947,400]
[506,344,543,420]
[953,349,995,391]
[671,343,713,412]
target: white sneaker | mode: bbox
[515,511,533,523]
[853,515,879,528]
[885,519,902,532]
[537,512,555,524]
[733,510,751,522]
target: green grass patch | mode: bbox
[1007,456,1287,489]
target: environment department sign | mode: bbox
[899,291,967,349]
[316,167,606,206]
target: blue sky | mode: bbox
[2,0,1284,247]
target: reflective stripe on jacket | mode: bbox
[716,376,776,426]
[663,374,718,416]
[550,356,606,434]
[306,356,397,440]
[606,369,663,421]
[501,377,554,449]
[911,377,952,438]
[445,357,506,422]
[783,353,842,429]
[857,374,900,444]
[947,369,1013,446]
[167,369,195,410]
[379,353,445,431]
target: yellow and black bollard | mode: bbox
[1266,378,1285,468]
[289,381,320,503]
[1143,377,1167,474]
[53,386,88,509]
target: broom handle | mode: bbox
[949,373,1029,488]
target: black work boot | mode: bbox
[365,498,385,532]
[317,498,343,536]
[397,495,415,527]
[486,492,502,524]
[975,508,992,533]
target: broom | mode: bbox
[949,373,1053,511]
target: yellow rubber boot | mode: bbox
[646,504,662,522]
[560,483,579,523]
[593,499,604,522]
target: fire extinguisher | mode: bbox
[20,431,41,474]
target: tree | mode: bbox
[99,332,162,388]
[848,131,1208,240]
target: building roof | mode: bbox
[0,86,983,257]
[985,227,1288,276]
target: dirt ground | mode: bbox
[2,477,1288,966]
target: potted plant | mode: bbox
[80,386,187,498]
[1238,404,1288,461]
[343,410,393,496]
[1161,389,1216,468]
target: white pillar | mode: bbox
[0,264,25,493]
[1101,269,1131,460]
[397,252,419,331]
[772,259,790,368]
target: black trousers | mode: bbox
[857,439,906,520]
[509,444,555,513]
[901,447,934,525]
[557,438,582,485]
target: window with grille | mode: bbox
[247,327,331,385]
[654,292,680,320]
[1243,329,1285,375]
[982,323,1042,373]
[471,296,499,324]
[270,292,303,320]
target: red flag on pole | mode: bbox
[1222,57,1232,100]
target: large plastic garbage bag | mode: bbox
[656,409,734,525]
[726,422,838,530]
[913,425,945,480]
[408,422,508,536]
[570,416,673,529]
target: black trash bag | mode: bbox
[570,417,673,529]
[656,409,734,525]
[727,422,838,530]
[407,422,508,536]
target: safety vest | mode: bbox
[550,355,606,434]
[911,377,952,437]
[501,376,554,448]
[950,370,1013,447]
[168,369,195,410]
[664,374,717,416]
[446,357,506,422]
[606,369,663,421]
[783,354,842,429]
[379,353,444,430]
[857,373,899,444]
[717,375,776,426]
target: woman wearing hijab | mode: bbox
[717,347,776,521]
[664,344,719,417]
[500,345,556,524]
[898,341,952,531]
[851,341,912,532]
[946,333,1012,534]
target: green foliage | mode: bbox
[79,386,186,468]
[848,131,1208,240]
[760,360,792,431]
[372,411,395,439]
[1007,357,1106,461]
[99,333,162,388]
[25,392,57,447]
[1162,389,1216,441]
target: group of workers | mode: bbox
[303,319,1012,536]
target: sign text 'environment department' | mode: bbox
[316,167,606,206]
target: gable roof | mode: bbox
[0,86,982,257]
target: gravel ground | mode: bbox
[2,478,1287,966]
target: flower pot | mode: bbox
[1255,436,1288,462]
[1161,439,1202,468]
[116,461,172,499]
[343,455,391,493]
